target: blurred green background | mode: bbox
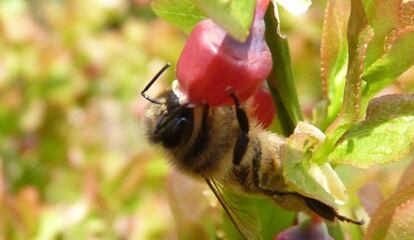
[1,0,413,239]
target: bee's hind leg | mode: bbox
[303,196,364,225]
[229,92,250,166]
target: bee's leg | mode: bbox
[229,92,250,166]
[303,197,364,225]
[258,187,364,224]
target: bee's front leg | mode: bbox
[229,92,250,166]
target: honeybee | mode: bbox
[142,64,362,239]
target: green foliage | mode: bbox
[152,0,256,41]
[151,0,204,33]
[195,0,255,42]
[315,0,414,166]
[328,94,414,167]
[321,0,414,128]
[276,0,414,237]
[362,29,414,101]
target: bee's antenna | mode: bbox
[141,63,171,104]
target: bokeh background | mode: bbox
[1,0,413,239]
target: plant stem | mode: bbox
[264,3,303,136]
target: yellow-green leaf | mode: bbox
[195,0,255,42]
[328,94,414,168]
[151,0,205,33]
[362,28,414,102]
[364,0,401,67]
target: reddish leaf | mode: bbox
[320,0,350,125]
[364,0,402,67]
[365,180,414,240]
[340,0,372,123]
[399,1,414,28]
[320,0,350,96]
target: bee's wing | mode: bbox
[205,178,263,240]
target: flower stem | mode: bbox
[264,3,303,136]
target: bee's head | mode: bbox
[142,64,194,148]
[144,90,194,148]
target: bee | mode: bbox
[142,64,363,239]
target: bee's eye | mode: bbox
[161,117,187,148]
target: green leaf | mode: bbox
[365,180,414,240]
[151,0,205,33]
[195,0,255,42]
[364,0,401,68]
[362,28,414,103]
[319,0,350,129]
[328,94,414,168]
